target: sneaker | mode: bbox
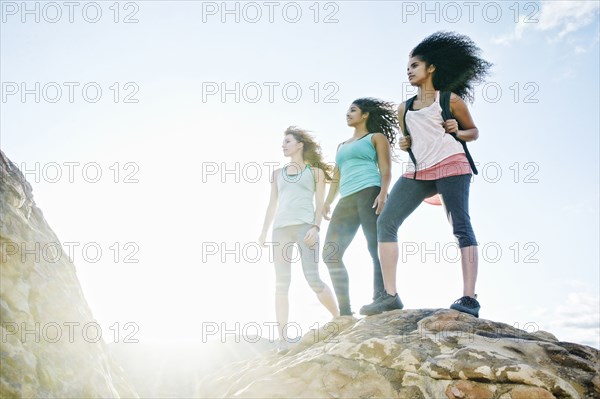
[450,295,480,317]
[359,291,384,315]
[276,338,290,355]
[339,305,354,317]
[359,291,403,316]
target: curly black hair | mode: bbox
[410,31,492,102]
[351,98,398,147]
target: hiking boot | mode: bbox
[359,291,403,316]
[450,295,480,318]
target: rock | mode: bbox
[0,151,137,398]
[508,386,556,399]
[197,309,600,398]
[445,380,495,399]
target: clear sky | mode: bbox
[2,1,599,348]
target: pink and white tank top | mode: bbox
[404,91,465,176]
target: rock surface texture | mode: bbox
[0,151,137,398]
[198,309,600,398]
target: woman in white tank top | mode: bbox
[259,127,339,353]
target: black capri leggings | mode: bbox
[378,174,477,247]
[323,186,385,315]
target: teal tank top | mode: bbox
[273,164,316,229]
[336,133,381,197]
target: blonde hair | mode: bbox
[284,126,333,181]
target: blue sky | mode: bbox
[2,1,599,348]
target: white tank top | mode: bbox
[273,164,315,230]
[405,91,464,172]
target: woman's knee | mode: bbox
[453,223,477,248]
[377,215,399,242]
[456,231,477,248]
[275,279,291,295]
[307,278,326,293]
[274,266,291,295]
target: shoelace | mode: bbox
[455,296,479,307]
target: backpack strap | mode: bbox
[403,95,418,179]
[440,91,478,175]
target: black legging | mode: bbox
[323,186,384,315]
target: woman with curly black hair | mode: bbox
[322,98,398,316]
[259,127,339,353]
[362,32,492,318]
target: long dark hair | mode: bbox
[410,31,492,102]
[284,126,333,181]
[351,98,398,147]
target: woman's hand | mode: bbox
[399,135,412,151]
[323,202,332,221]
[372,192,387,215]
[443,119,459,134]
[303,226,319,246]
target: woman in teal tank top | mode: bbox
[259,127,339,353]
[322,98,399,316]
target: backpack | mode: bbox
[402,91,478,178]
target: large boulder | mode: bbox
[1,151,137,398]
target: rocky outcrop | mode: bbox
[0,151,137,398]
[197,310,600,398]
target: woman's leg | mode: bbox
[460,246,478,297]
[359,178,434,315]
[295,225,339,318]
[272,227,293,340]
[316,286,340,318]
[355,186,385,300]
[323,195,361,315]
[377,177,436,295]
[436,174,478,295]
[436,174,480,315]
